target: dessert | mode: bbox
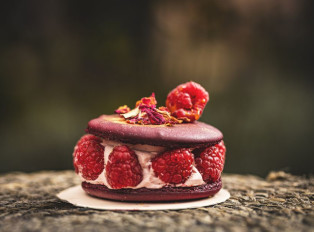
[73,82,226,202]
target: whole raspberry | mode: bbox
[195,141,226,183]
[106,145,143,189]
[166,81,209,122]
[152,149,194,184]
[73,134,105,180]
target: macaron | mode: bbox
[73,81,226,202]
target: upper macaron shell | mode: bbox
[86,115,223,148]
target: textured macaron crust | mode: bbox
[86,115,223,148]
[82,179,222,202]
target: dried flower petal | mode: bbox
[136,93,157,108]
[122,107,140,119]
[156,108,183,124]
[140,106,166,125]
[158,106,170,112]
[115,105,130,114]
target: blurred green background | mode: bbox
[0,0,313,177]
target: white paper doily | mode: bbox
[57,185,230,211]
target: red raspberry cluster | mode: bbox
[73,136,143,188]
[152,142,226,184]
[74,134,226,188]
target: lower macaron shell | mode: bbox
[82,179,222,202]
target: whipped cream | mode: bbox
[79,140,206,189]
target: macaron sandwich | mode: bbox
[73,82,226,202]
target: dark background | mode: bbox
[0,0,313,177]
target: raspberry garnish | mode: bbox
[106,145,143,189]
[166,81,209,122]
[194,141,226,183]
[73,134,105,180]
[152,148,194,184]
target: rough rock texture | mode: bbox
[0,171,313,232]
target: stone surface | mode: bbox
[0,171,313,232]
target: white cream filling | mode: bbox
[79,140,205,189]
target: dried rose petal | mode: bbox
[115,105,130,114]
[158,106,170,112]
[122,107,140,119]
[136,93,157,108]
[156,108,183,125]
[140,106,166,125]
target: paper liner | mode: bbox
[57,185,230,211]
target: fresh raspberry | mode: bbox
[73,135,105,180]
[152,148,194,184]
[194,141,226,183]
[106,145,143,189]
[166,81,209,122]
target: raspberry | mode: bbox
[73,134,105,180]
[194,141,226,183]
[106,145,143,189]
[166,81,209,122]
[152,148,194,184]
